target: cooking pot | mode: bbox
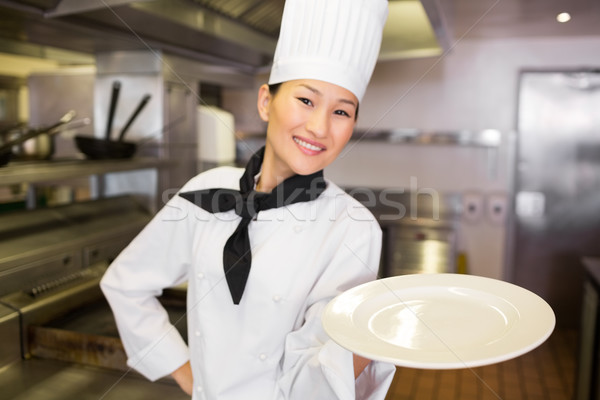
[16,133,54,160]
[0,110,77,167]
[74,136,137,159]
[75,81,151,160]
[14,117,91,161]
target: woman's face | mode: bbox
[257,79,358,179]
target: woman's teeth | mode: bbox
[294,137,323,151]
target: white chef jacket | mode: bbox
[100,166,396,400]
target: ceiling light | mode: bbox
[556,12,571,23]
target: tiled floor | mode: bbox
[385,328,578,400]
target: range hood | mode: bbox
[0,0,451,71]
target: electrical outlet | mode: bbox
[487,193,508,225]
[462,192,483,222]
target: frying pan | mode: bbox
[0,110,77,167]
[75,81,151,160]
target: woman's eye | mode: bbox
[334,109,351,118]
[297,97,312,106]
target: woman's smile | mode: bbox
[293,136,326,154]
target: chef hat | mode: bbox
[268,0,388,102]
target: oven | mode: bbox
[0,196,189,399]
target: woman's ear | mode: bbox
[257,84,271,122]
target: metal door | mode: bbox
[513,70,600,327]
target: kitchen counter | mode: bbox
[0,358,188,400]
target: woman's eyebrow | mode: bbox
[299,83,357,108]
[339,98,358,108]
[299,83,321,95]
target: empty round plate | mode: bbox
[322,273,555,369]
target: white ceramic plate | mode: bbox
[322,274,556,369]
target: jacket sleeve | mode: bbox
[276,217,396,400]
[100,193,195,381]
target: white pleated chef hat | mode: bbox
[268,0,389,103]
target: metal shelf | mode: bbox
[350,129,503,148]
[0,158,170,186]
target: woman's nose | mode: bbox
[306,109,328,138]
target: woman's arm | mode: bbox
[100,194,193,381]
[353,354,372,379]
[171,361,193,395]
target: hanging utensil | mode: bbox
[0,122,26,138]
[34,110,78,136]
[105,81,121,141]
[118,94,151,142]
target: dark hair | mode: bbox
[268,83,282,96]
[268,83,359,120]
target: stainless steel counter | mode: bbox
[0,271,188,400]
[0,358,189,400]
[0,195,151,297]
[0,303,20,367]
[0,195,189,399]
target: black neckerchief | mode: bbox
[179,146,327,304]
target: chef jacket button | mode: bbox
[197,272,205,279]
[259,353,267,361]
[197,385,203,392]
[195,330,201,337]
[272,295,281,302]
[293,225,302,233]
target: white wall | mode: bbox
[223,35,600,280]
[359,35,600,132]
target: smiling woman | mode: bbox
[256,79,358,188]
[100,0,395,399]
